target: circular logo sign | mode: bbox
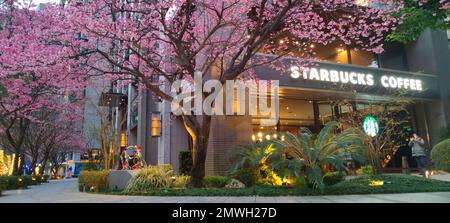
[363,116,379,137]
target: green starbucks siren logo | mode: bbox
[363,116,379,137]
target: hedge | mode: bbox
[82,162,101,171]
[78,171,109,192]
[0,177,6,196]
[0,175,41,190]
[323,171,347,186]
[41,174,50,183]
[203,176,232,188]
[431,139,450,172]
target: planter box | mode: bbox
[108,170,138,191]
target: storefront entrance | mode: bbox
[251,88,420,168]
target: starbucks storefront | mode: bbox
[258,58,440,164]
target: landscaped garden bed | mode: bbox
[110,174,450,197]
[77,122,450,198]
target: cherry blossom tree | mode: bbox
[0,0,88,175]
[60,0,406,187]
[24,103,86,175]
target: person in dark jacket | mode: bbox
[408,133,428,176]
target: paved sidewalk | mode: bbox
[1,178,450,203]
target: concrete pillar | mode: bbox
[159,99,171,164]
[137,89,159,165]
[405,29,450,134]
[413,101,446,147]
[424,101,447,146]
[169,117,190,172]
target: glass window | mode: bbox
[313,41,349,64]
[312,41,377,67]
[356,103,385,114]
[350,49,378,67]
[339,103,355,120]
[318,103,334,125]
[252,98,314,141]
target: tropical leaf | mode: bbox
[270,121,368,191]
[306,166,323,190]
[315,121,339,150]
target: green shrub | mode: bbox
[29,175,42,185]
[230,169,256,187]
[179,151,192,175]
[431,139,450,172]
[22,176,34,186]
[41,174,50,183]
[0,176,30,189]
[173,175,191,188]
[203,176,231,188]
[78,171,109,192]
[357,165,374,176]
[0,179,6,188]
[124,165,174,192]
[440,126,450,141]
[82,162,101,171]
[0,177,7,190]
[323,171,347,186]
[292,176,307,187]
[5,176,21,189]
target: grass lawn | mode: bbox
[113,174,450,197]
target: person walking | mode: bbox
[408,133,429,176]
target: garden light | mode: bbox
[35,166,40,176]
[369,180,384,186]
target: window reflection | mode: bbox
[318,103,334,125]
[252,98,315,140]
[312,41,378,68]
[312,41,348,64]
[350,49,378,67]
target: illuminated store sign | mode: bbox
[290,66,423,91]
[363,116,379,137]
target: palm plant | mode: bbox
[228,142,278,186]
[271,121,368,190]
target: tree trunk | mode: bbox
[16,153,25,175]
[12,153,21,176]
[183,115,212,188]
[40,157,49,175]
[372,140,383,175]
[12,153,25,176]
[190,133,209,187]
[30,158,37,176]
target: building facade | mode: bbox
[122,29,450,175]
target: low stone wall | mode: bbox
[108,170,138,191]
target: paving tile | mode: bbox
[1,178,450,203]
